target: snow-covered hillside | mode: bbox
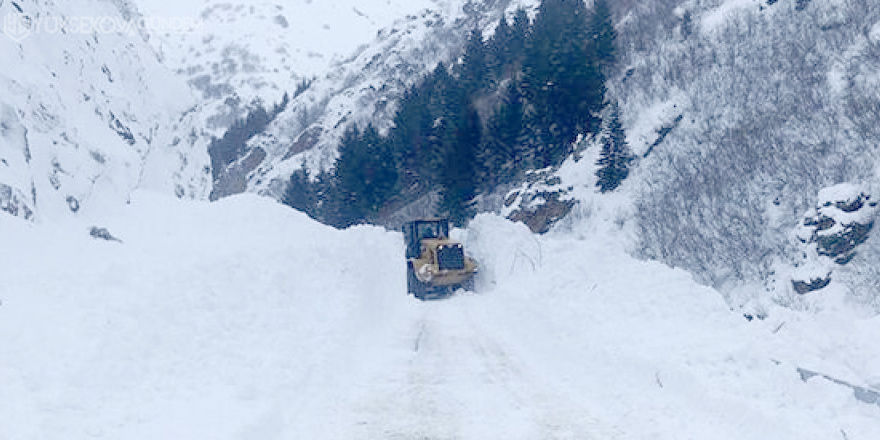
[605,0,880,308]
[134,0,536,200]
[0,0,530,219]
[1,191,878,439]
[0,0,209,221]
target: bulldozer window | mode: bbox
[418,223,439,239]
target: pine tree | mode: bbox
[510,8,530,66]
[283,167,317,217]
[595,103,634,193]
[335,125,399,218]
[522,0,604,167]
[393,82,434,190]
[360,125,399,213]
[335,126,368,216]
[440,105,480,225]
[458,29,488,93]
[481,83,524,185]
[588,0,617,69]
[487,17,513,83]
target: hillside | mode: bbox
[135,0,534,200]
[0,0,206,221]
[604,0,880,310]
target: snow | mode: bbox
[2,192,879,439]
[624,96,685,157]
[818,183,865,207]
[828,62,848,96]
[815,183,877,236]
[871,21,880,43]
[0,103,32,196]
[699,0,766,34]
[136,0,454,78]
[0,0,204,220]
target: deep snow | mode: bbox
[2,192,879,439]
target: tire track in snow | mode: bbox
[459,299,613,440]
[341,295,613,439]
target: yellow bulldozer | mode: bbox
[403,219,478,300]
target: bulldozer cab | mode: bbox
[404,219,451,258]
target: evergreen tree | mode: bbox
[335,126,368,216]
[480,83,525,186]
[510,8,530,66]
[458,29,489,93]
[283,167,317,217]
[393,82,435,190]
[335,125,399,218]
[440,105,480,225]
[315,170,362,228]
[588,0,617,69]
[360,125,399,213]
[522,0,604,167]
[325,1,623,226]
[487,17,512,83]
[595,103,634,193]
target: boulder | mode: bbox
[791,183,877,294]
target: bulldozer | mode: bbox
[403,218,478,300]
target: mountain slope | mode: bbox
[604,0,880,308]
[0,0,209,221]
[134,0,537,200]
[0,0,531,220]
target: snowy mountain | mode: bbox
[0,0,531,219]
[0,0,208,221]
[134,0,536,200]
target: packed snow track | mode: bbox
[2,193,879,439]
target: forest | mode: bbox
[282,0,634,227]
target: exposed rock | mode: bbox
[89,227,122,243]
[792,274,831,295]
[0,104,35,220]
[804,184,876,264]
[508,195,575,234]
[504,168,576,234]
[817,221,873,264]
[790,183,877,294]
[0,184,34,220]
[282,126,323,161]
[210,147,267,201]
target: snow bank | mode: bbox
[0,191,411,440]
[477,214,880,440]
[463,213,543,290]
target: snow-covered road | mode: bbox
[312,297,611,440]
[2,192,879,439]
